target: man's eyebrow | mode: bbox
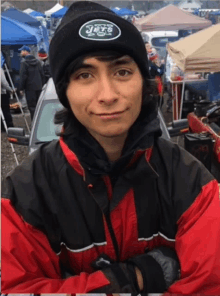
[74,64,96,73]
[72,56,135,74]
[110,57,135,66]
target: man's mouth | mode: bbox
[97,110,125,116]
[95,109,128,120]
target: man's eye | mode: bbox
[78,73,92,79]
[116,70,131,77]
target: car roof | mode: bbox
[42,78,58,101]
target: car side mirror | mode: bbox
[7,127,30,146]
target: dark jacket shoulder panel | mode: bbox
[2,140,65,232]
[2,140,102,254]
[153,137,214,222]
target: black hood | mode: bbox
[64,99,162,178]
[24,55,38,66]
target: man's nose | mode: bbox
[97,76,118,105]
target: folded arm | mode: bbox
[1,198,111,293]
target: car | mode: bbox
[8,79,62,154]
[141,31,179,59]
[7,78,188,154]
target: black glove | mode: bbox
[97,262,140,293]
[91,247,180,293]
[128,246,180,293]
[91,254,139,293]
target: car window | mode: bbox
[34,100,63,142]
[151,37,179,47]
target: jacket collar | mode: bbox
[62,110,162,178]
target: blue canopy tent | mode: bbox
[30,10,46,18]
[208,72,220,101]
[49,7,68,38]
[51,6,68,18]
[112,8,121,14]
[209,10,220,24]
[1,8,49,52]
[1,16,41,45]
[1,16,42,83]
[209,10,220,16]
[112,7,138,16]
[193,8,200,16]
[118,8,138,16]
[2,8,41,27]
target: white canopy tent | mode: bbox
[167,23,220,73]
[1,1,14,10]
[167,24,220,119]
[23,8,34,14]
[45,3,64,17]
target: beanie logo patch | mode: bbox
[79,19,121,41]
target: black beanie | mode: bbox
[49,1,150,107]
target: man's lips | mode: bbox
[96,110,125,116]
[93,109,128,120]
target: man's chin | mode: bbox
[87,125,129,140]
[98,129,128,139]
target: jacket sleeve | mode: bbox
[1,198,111,293]
[19,61,28,91]
[155,139,220,294]
[1,68,13,92]
[39,61,45,85]
[168,179,220,294]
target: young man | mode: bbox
[2,1,220,294]
[19,45,44,120]
[38,48,51,84]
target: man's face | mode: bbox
[66,55,143,140]
[20,50,28,57]
[145,43,152,53]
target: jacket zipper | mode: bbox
[88,176,120,262]
[104,210,120,262]
[103,175,120,262]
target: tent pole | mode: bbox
[180,75,185,120]
[175,84,178,120]
[161,50,168,111]
[4,63,31,133]
[171,82,174,120]
[0,108,19,166]
[163,50,168,86]
[177,76,185,145]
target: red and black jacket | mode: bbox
[2,129,220,293]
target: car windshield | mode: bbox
[151,36,179,47]
[33,100,62,143]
